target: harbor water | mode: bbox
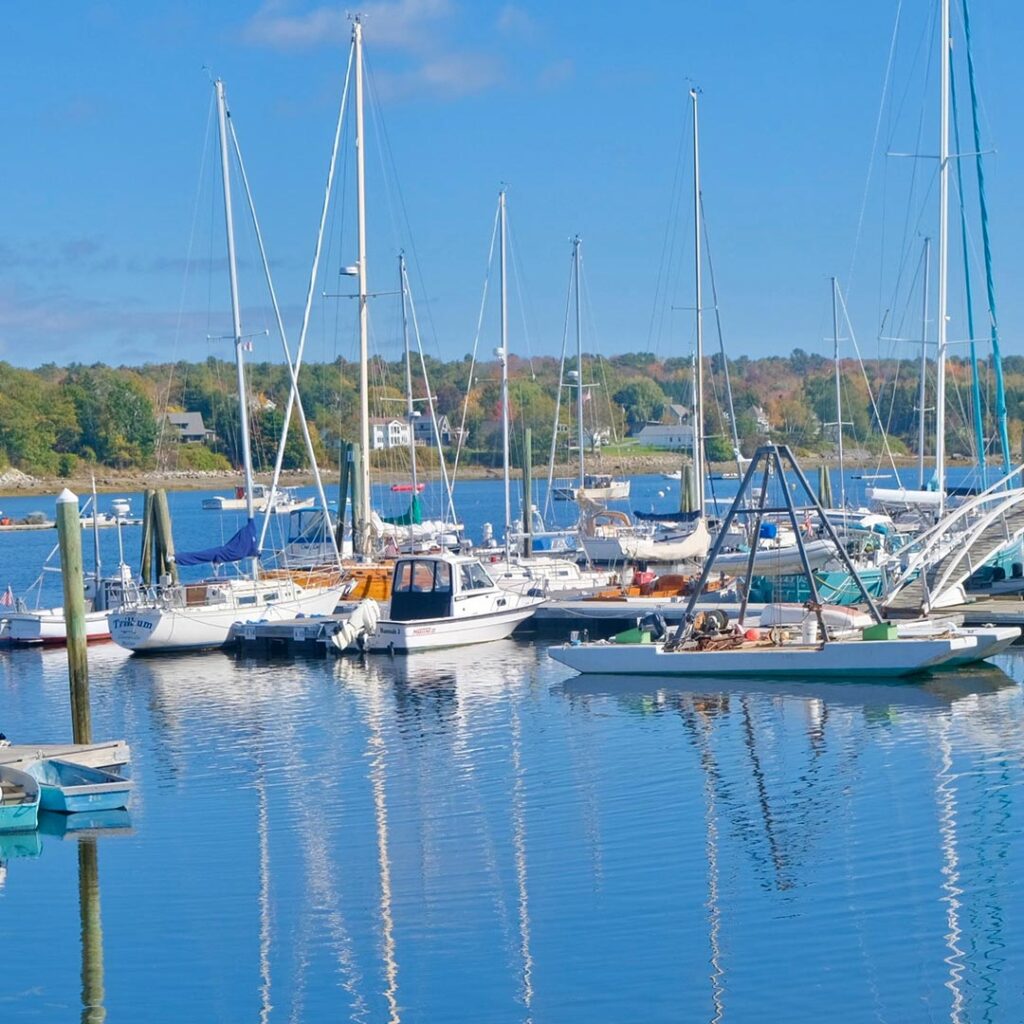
[2,477,1024,1021]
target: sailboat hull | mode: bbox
[109,585,342,653]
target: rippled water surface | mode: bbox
[2,480,1024,1021]
[3,638,1024,1022]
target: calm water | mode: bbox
[2,476,1024,1021]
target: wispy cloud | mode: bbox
[0,284,298,366]
[538,58,574,89]
[496,4,536,40]
[241,0,453,54]
[241,0,509,100]
[374,52,505,101]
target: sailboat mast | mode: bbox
[830,277,845,509]
[918,237,931,489]
[691,88,705,518]
[215,80,257,544]
[573,235,585,492]
[354,17,372,552]
[499,189,512,558]
[935,0,950,517]
[400,253,418,494]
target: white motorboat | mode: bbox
[1,564,136,647]
[548,632,979,678]
[487,555,618,598]
[553,474,631,504]
[337,553,544,654]
[202,483,314,514]
[3,608,114,646]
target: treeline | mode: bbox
[0,350,1018,476]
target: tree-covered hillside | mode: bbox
[0,350,1015,476]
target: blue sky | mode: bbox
[2,1,1022,370]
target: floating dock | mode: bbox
[231,615,339,657]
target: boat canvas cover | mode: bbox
[176,519,259,566]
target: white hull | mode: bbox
[548,634,977,678]
[582,519,710,565]
[711,538,836,575]
[366,601,542,653]
[109,584,341,652]
[1,608,113,646]
[202,495,314,514]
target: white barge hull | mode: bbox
[548,634,978,679]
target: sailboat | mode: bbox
[108,79,343,653]
[549,236,628,508]
[580,89,713,567]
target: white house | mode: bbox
[635,423,695,451]
[370,417,411,450]
[634,403,694,450]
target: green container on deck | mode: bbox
[861,622,898,641]
[614,628,652,645]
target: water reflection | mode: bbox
[6,635,1024,1021]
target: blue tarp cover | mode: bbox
[176,519,259,566]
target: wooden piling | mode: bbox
[139,489,155,586]
[57,488,91,745]
[78,838,106,1023]
[523,427,533,558]
[337,441,351,547]
[350,441,364,555]
[153,489,178,584]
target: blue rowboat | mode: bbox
[0,764,41,833]
[24,759,131,814]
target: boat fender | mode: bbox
[743,628,760,642]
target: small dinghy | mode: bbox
[23,758,131,814]
[0,764,40,833]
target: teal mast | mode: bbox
[963,0,1011,474]
[949,48,986,482]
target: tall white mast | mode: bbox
[353,16,372,552]
[935,0,950,517]
[499,189,511,558]
[690,88,705,518]
[400,253,418,495]
[573,235,585,492]
[215,80,257,568]
[830,277,846,509]
[918,237,931,489]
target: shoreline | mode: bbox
[0,451,936,500]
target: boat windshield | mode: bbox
[460,562,493,591]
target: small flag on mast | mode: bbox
[0,585,14,607]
